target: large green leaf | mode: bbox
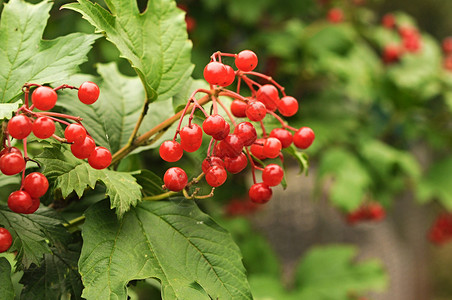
[0,257,15,300]
[417,157,452,209]
[79,200,252,300]
[35,145,142,218]
[0,0,99,103]
[64,0,193,103]
[0,205,70,268]
[0,101,22,120]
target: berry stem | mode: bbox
[236,77,242,94]
[243,71,287,96]
[206,137,215,157]
[143,191,178,201]
[219,89,249,102]
[245,148,257,184]
[35,111,83,122]
[216,97,237,127]
[53,84,78,91]
[63,215,86,230]
[51,134,69,143]
[266,110,298,131]
[259,120,268,138]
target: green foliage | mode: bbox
[0,257,15,300]
[0,101,22,120]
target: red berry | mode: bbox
[212,122,230,141]
[262,164,284,186]
[159,140,183,162]
[23,197,40,214]
[445,55,452,71]
[214,143,227,159]
[220,65,235,87]
[88,146,112,169]
[0,228,12,253]
[235,50,258,72]
[382,44,402,64]
[224,153,248,174]
[217,134,244,158]
[205,165,227,187]
[246,101,266,122]
[443,37,452,54]
[382,13,395,29]
[71,136,96,159]
[23,172,49,198]
[256,84,279,111]
[32,117,55,139]
[263,137,282,159]
[203,62,227,85]
[32,86,58,111]
[65,124,87,144]
[8,190,33,213]
[202,114,228,139]
[7,115,32,139]
[328,8,343,23]
[163,167,188,192]
[0,153,25,175]
[202,156,225,174]
[368,203,385,221]
[0,147,21,158]
[270,128,293,148]
[250,139,266,160]
[293,127,315,149]
[78,81,100,104]
[249,183,272,204]
[278,96,298,117]
[231,100,247,118]
[180,124,203,152]
[403,35,421,53]
[233,122,257,146]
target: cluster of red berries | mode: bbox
[346,202,385,225]
[428,213,452,245]
[160,50,315,204]
[381,14,422,64]
[442,37,452,71]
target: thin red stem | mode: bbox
[216,97,237,127]
[243,71,287,97]
[53,84,78,91]
[219,90,249,102]
[266,110,298,131]
[245,147,257,184]
[259,120,267,138]
[236,77,241,94]
[207,137,215,157]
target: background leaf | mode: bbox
[0,101,22,120]
[0,257,15,300]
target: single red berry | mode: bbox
[205,165,227,187]
[262,164,284,186]
[180,124,203,152]
[88,146,112,169]
[235,50,258,72]
[203,62,228,85]
[231,100,247,118]
[403,35,421,53]
[382,13,395,29]
[443,37,452,54]
[78,81,100,104]
[293,127,315,149]
[65,124,87,144]
[0,147,21,158]
[398,26,418,39]
[220,65,235,87]
[270,128,293,148]
[23,197,40,214]
[224,152,248,174]
[32,117,55,139]
[278,96,298,117]
[0,228,13,253]
[0,153,25,176]
[249,183,272,204]
[246,101,267,122]
[32,86,58,111]
[8,190,33,213]
[233,122,257,146]
[214,143,227,159]
[163,167,188,192]
[71,136,96,159]
[382,44,402,64]
[7,115,32,139]
[217,134,244,158]
[212,122,230,141]
[202,156,225,174]
[328,8,343,23]
[263,137,282,159]
[250,139,266,160]
[367,203,385,221]
[159,140,183,162]
[445,55,452,71]
[256,84,279,111]
[202,114,228,139]
[23,172,49,198]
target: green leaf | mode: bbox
[133,169,165,197]
[0,205,70,268]
[0,101,22,120]
[250,275,298,300]
[35,145,142,218]
[20,244,82,300]
[294,245,387,299]
[417,157,452,209]
[0,0,99,103]
[79,200,252,300]
[0,257,15,300]
[284,144,309,175]
[173,77,209,113]
[63,0,193,103]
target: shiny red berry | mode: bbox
[23,197,40,214]
[203,62,227,85]
[250,139,266,160]
[0,228,13,253]
[212,122,230,141]
[262,164,284,186]
[256,85,279,111]
[32,117,55,139]
[278,96,298,117]
[383,44,401,64]
[8,115,32,139]
[32,86,58,111]
[328,8,343,23]
[78,81,100,104]
[220,65,235,87]
[270,128,293,148]
[382,13,395,29]
[65,124,87,144]
[263,137,282,158]
[218,134,244,158]
[249,183,272,204]
[443,37,452,54]
[293,127,315,149]
[159,140,183,162]
[0,147,21,158]
[233,122,257,146]
[224,153,248,174]
[203,114,228,139]
[88,146,112,169]
[0,152,25,175]
[235,50,258,72]
[180,124,203,152]
[163,167,188,192]
[246,101,266,122]
[231,100,247,118]
[202,156,225,174]
[71,136,96,159]
[23,172,49,198]
[205,165,227,187]
[8,190,33,213]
